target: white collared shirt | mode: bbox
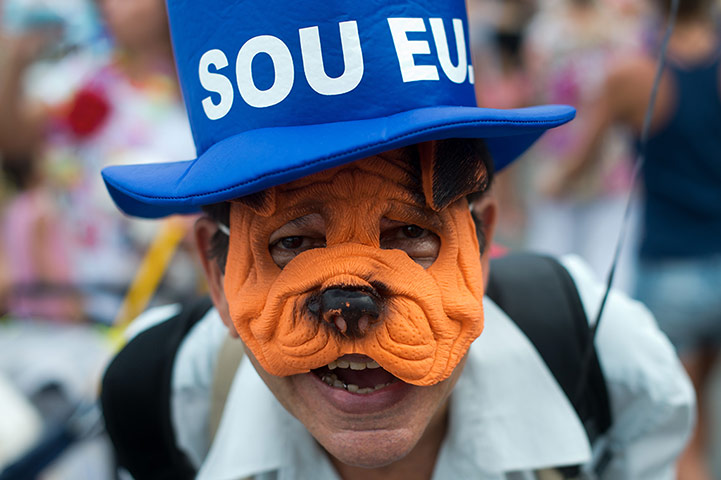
[169,256,694,480]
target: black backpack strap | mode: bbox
[486,253,612,445]
[101,297,213,480]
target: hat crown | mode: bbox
[168,0,477,155]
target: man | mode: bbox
[101,0,694,478]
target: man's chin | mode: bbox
[320,428,420,469]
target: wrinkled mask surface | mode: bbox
[224,142,490,386]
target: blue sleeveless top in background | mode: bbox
[641,47,721,259]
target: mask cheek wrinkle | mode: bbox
[429,203,483,302]
[278,299,331,353]
[424,202,484,378]
[224,213,255,303]
[367,298,436,381]
[225,206,285,363]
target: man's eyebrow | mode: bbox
[287,214,320,228]
[385,203,443,231]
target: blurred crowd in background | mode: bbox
[0,0,719,478]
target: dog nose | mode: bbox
[308,288,380,337]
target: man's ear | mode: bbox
[470,192,498,290]
[194,216,239,338]
[420,139,492,211]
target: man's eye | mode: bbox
[273,236,323,252]
[280,236,304,249]
[269,235,326,268]
[268,213,327,268]
[380,223,440,268]
[403,225,425,239]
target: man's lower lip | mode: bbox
[306,372,412,414]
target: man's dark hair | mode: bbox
[467,195,489,256]
[201,139,494,272]
[201,202,231,272]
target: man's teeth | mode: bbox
[320,372,392,394]
[328,359,381,370]
[320,359,388,393]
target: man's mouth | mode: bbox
[312,355,399,394]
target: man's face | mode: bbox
[198,146,494,467]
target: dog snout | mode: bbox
[307,288,381,337]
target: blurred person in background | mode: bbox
[521,0,640,290]
[467,0,536,248]
[0,2,196,475]
[0,154,82,321]
[0,0,198,324]
[549,0,721,477]
[470,0,535,111]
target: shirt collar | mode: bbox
[198,297,591,480]
[437,298,591,475]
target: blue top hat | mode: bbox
[102,0,574,218]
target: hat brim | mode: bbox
[102,104,574,218]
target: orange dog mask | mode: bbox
[224,140,492,386]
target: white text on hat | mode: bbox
[198,18,473,120]
[388,18,471,84]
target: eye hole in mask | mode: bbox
[268,213,441,270]
[379,218,440,269]
[269,213,327,269]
